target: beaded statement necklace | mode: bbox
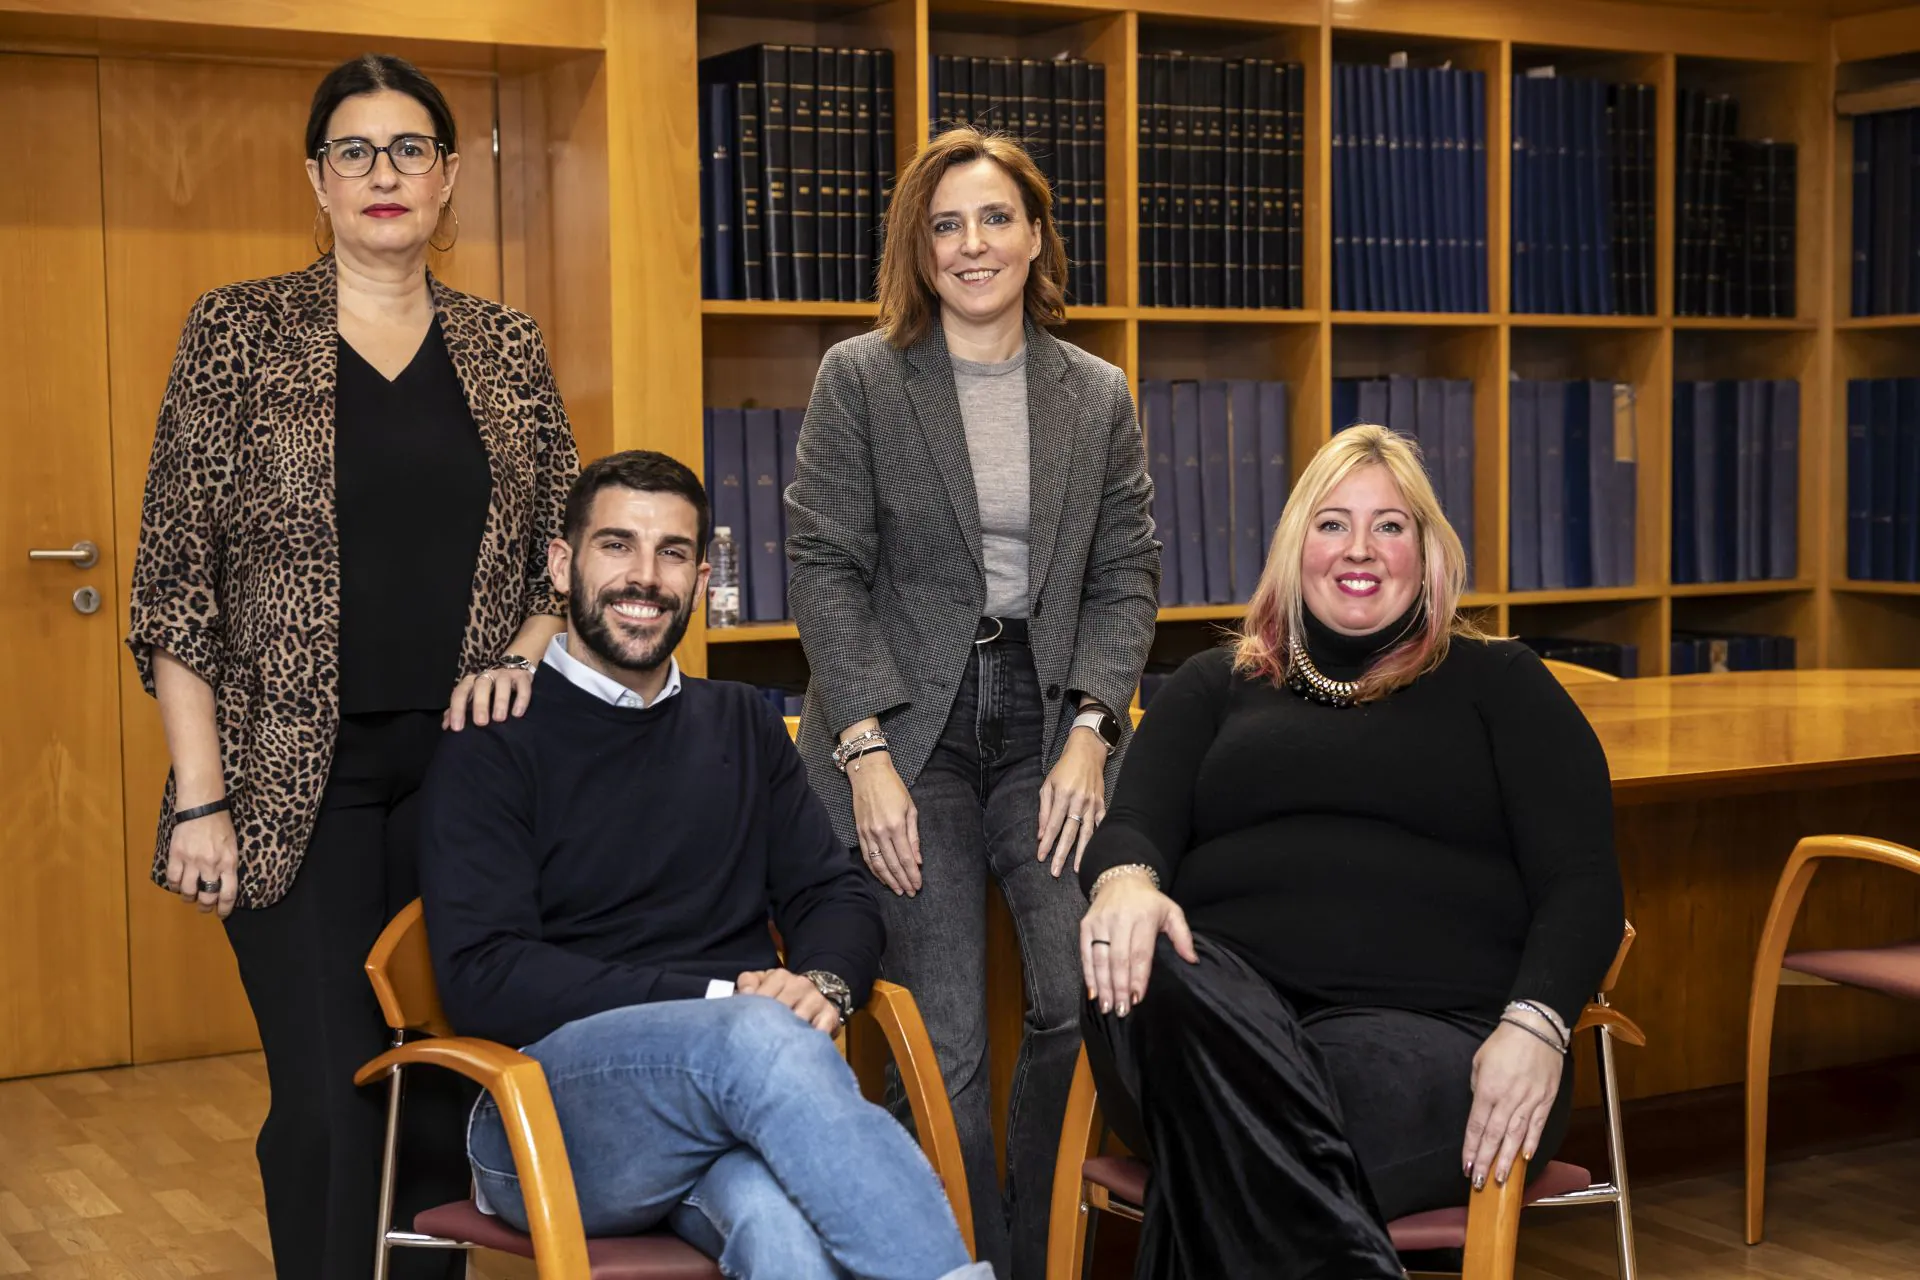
[1285,629,1360,708]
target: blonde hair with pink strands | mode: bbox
[1233,424,1490,703]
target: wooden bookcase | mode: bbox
[681,0,1913,690]
[1825,13,1920,667]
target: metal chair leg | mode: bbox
[373,1030,406,1280]
[1596,1025,1637,1280]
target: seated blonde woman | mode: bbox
[1075,425,1625,1279]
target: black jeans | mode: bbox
[1084,935,1574,1280]
[223,711,472,1280]
[879,637,1086,1280]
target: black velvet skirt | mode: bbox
[1083,934,1573,1280]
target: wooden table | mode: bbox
[1564,670,1920,1104]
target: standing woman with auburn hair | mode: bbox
[786,126,1160,1278]
[126,54,578,1279]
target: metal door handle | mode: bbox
[28,540,99,569]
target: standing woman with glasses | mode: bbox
[126,54,578,1280]
[786,126,1160,1279]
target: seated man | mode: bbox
[418,450,988,1280]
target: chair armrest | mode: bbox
[1046,1048,1105,1280]
[355,1037,592,1280]
[1461,1154,1529,1280]
[1573,1003,1646,1048]
[856,980,976,1259]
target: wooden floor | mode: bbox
[0,1052,1916,1278]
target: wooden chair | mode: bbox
[1046,925,1644,1280]
[357,899,973,1279]
[1745,834,1920,1245]
[1541,658,1622,685]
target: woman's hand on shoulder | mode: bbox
[1080,869,1196,1017]
[445,666,533,731]
[1462,1011,1566,1191]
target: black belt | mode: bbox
[975,616,1030,645]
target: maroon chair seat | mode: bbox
[413,1200,722,1280]
[1782,941,1920,1001]
[1080,1154,1593,1254]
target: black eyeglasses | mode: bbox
[316,134,444,179]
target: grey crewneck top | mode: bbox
[950,345,1032,618]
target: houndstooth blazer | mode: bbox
[786,318,1161,848]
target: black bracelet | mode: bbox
[1500,1015,1566,1055]
[174,798,231,824]
[845,743,890,767]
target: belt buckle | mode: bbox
[975,617,1004,646]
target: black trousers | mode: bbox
[223,711,472,1280]
[1084,935,1573,1280]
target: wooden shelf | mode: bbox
[1508,586,1663,606]
[1157,604,1248,623]
[1064,305,1133,322]
[1668,580,1816,598]
[1508,314,1661,328]
[1834,581,1920,597]
[1670,316,1816,331]
[1139,306,1322,325]
[1838,315,1920,331]
[1331,311,1496,327]
[707,622,801,643]
[701,300,879,319]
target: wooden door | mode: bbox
[0,53,133,1077]
[99,57,501,1062]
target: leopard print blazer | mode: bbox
[127,255,581,909]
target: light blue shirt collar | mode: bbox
[542,633,682,710]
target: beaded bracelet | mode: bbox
[1089,863,1161,899]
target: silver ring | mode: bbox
[196,877,222,895]
[1066,814,1084,824]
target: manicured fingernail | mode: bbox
[1100,998,1111,1014]
[1463,1162,1472,1179]
[1473,1173,1485,1191]
[1117,1002,1129,1016]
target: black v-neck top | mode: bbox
[334,320,493,713]
[1079,615,1624,1026]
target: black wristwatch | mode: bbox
[804,970,856,1022]
[1071,702,1122,754]
[489,653,535,675]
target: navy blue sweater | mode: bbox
[418,666,883,1048]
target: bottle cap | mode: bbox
[715,526,732,536]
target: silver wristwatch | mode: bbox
[804,970,855,1022]
[489,653,535,674]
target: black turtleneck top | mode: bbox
[1078,612,1624,1026]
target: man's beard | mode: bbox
[569,583,692,673]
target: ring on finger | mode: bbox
[1066,813,1083,825]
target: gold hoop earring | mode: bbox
[313,207,335,256]
[430,202,459,252]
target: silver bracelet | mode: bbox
[1505,999,1571,1050]
[1500,1015,1567,1055]
[1089,863,1160,898]
[832,729,888,774]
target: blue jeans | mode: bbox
[467,996,989,1280]
[883,637,1086,1280]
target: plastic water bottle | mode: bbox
[708,526,741,628]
